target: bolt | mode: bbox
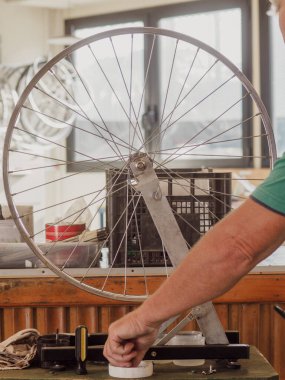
[136,160,146,170]
[150,351,157,358]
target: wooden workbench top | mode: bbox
[0,347,278,380]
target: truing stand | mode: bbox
[129,152,228,345]
[38,331,249,367]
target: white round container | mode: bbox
[108,361,153,378]
[167,331,205,366]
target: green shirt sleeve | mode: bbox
[250,153,285,216]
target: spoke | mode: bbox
[157,47,200,153]
[78,187,142,285]
[11,160,98,197]
[158,93,249,167]
[12,126,126,172]
[160,176,236,205]
[128,35,134,156]
[124,170,130,294]
[35,164,129,245]
[31,85,134,158]
[154,133,269,155]
[162,245,170,278]
[8,152,129,174]
[110,36,145,147]
[129,185,149,296]
[132,34,156,150]
[100,193,142,294]
[171,206,201,238]
[48,68,125,162]
[162,152,270,159]
[161,112,261,167]
[88,44,145,153]
[158,39,179,140]
[162,74,235,136]
[143,74,235,154]
[152,39,179,161]
[60,183,117,271]
[62,59,125,160]
[19,180,128,221]
[161,58,219,125]
[75,166,138,277]
[148,132,269,159]
[22,104,134,153]
[155,164,232,219]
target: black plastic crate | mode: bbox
[106,168,231,267]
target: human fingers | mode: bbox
[111,339,135,355]
[103,339,137,367]
[105,350,138,367]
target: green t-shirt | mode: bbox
[250,153,285,216]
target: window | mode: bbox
[259,1,285,159]
[269,14,285,156]
[66,0,251,170]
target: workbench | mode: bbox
[0,347,278,379]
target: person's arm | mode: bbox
[103,198,285,367]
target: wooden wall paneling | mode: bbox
[272,303,285,377]
[240,304,260,346]
[1,307,34,338]
[182,318,198,332]
[215,274,285,303]
[110,306,132,324]
[15,307,34,331]
[0,308,3,341]
[69,306,79,333]
[1,274,285,377]
[258,304,273,362]
[98,307,111,332]
[84,306,100,332]
[35,307,48,335]
[70,306,99,333]
[2,308,15,340]
[45,307,67,334]
[228,304,241,331]
[1,274,285,308]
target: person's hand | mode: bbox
[103,309,160,367]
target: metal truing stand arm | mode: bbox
[129,153,228,345]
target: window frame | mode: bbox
[259,0,285,162]
[65,0,252,171]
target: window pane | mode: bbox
[269,16,285,156]
[159,9,243,162]
[72,21,144,162]
[159,9,242,68]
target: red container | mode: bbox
[45,223,86,242]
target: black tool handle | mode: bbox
[75,325,88,375]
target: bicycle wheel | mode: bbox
[3,27,276,302]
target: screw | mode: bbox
[202,365,216,375]
[150,351,157,358]
[153,186,162,200]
